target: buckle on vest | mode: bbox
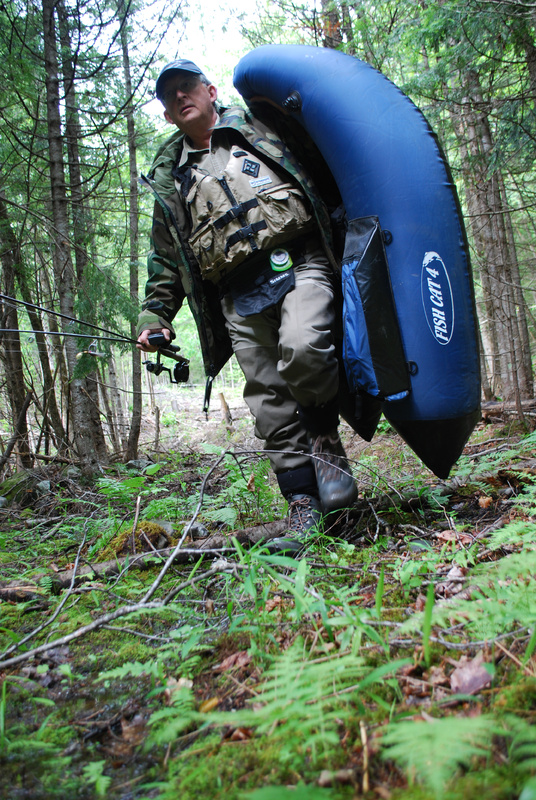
[225,221,268,254]
[214,198,259,230]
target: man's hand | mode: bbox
[136,328,172,353]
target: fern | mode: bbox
[203,504,238,528]
[147,684,197,746]
[484,519,536,551]
[520,778,536,800]
[381,714,494,798]
[95,475,145,500]
[98,627,206,685]
[400,521,536,642]
[144,494,196,519]
[98,659,164,682]
[38,575,53,594]
[86,516,120,559]
[147,639,408,768]
[82,760,112,797]
[504,715,536,774]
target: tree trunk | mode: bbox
[97,361,122,454]
[107,356,128,452]
[321,0,343,49]
[57,0,109,462]
[453,70,532,401]
[38,256,70,430]
[41,0,102,472]
[118,0,142,461]
[0,194,33,469]
[85,370,109,461]
[14,266,69,451]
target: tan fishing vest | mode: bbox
[176,143,314,284]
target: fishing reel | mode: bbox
[143,333,190,385]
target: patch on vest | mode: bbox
[242,159,260,178]
[249,176,272,188]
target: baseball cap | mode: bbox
[155,59,207,99]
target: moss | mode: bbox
[0,471,37,504]
[166,735,319,800]
[41,724,75,749]
[493,674,536,713]
[72,629,155,672]
[445,766,520,800]
[109,639,156,667]
[97,520,172,561]
[390,787,432,799]
[0,752,90,800]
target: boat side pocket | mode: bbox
[342,216,410,401]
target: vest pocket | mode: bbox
[188,221,226,276]
[255,183,312,237]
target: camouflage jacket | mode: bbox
[137,105,338,381]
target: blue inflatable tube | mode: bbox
[234,44,481,478]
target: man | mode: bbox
[137,59,358,551]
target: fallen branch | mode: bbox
[49,519,286,591]
[0,581,50,605]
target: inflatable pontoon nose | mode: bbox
[234,44,481,479]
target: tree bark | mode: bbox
[118,0,143,461]
[57,0,109,461]
[41,0,102,472]
[0,193,33,469]
[97,361,122,454]
[13,266,69,451]
[106,356,128,451]
[453,70,533,401]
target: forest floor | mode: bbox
[1,389,536,800]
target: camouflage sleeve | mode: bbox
[136,199,186,340]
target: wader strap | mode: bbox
[225,221,268,254]
[213,198,259,229]
[203,375,214,415]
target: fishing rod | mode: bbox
[0,326,190,385]
[0,329,132,345]
[0,293,135,344]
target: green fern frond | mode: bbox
[203,505,238,528]
[98,659,162,681]
[484,520,536,551]
[95,475,145,500]
[504,715,536,774]
[400,539,536,642]
[198,640,408,767]
[38,575,53,594]
[81,760,111,797]
[147,685,197,746]
[381,714,494,799]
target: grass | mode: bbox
[1,422,536,798]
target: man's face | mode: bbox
[161,72,218,136]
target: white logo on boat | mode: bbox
[421,252,454,345]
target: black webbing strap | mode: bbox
[225,221,268,254]
[203,375,214,415]
[213,198,259,230]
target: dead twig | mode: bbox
[360,720,369,794]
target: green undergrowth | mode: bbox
[1,429,536,798]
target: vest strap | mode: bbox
[225,221,268,253]
[213,198,259,229]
